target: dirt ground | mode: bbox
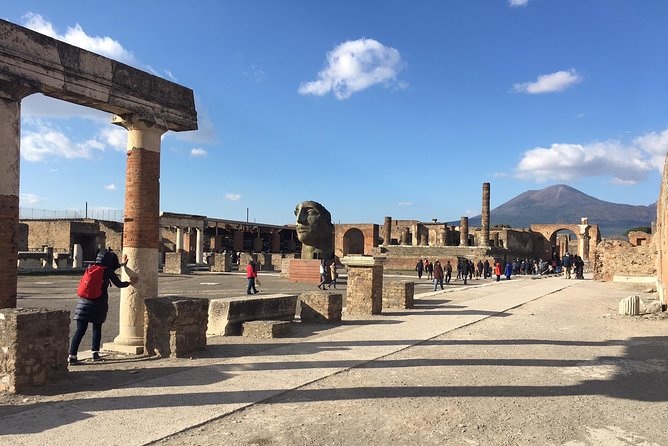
[153,279,668,446]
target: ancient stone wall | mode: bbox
[628,231,652,247]
[17,223,27,251]
[345,265,383,315]
[334,224,378,258]
[657,154,668,304]
[503,230,537,258]
[144,297,208,358]
[99,220,124,251]
[0,308,69,392]
[593,239,657,281]
[299,291,343,322]
[24,220,72,252]
[383,280,415,309]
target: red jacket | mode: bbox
[246,263,257,278]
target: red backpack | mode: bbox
[77,265,106,299]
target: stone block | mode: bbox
[207,294,298,336]
[341,256,385,316]
[383,280,415,309]
[619,295,641,316]
[144,296,209,358]
[241,320,292,339]
[164,252,188,274]
[211,252,232,272]
[300,291,343,323]
[0,308,70,393]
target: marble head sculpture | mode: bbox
[294,200,334,260]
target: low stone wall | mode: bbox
[383,280,415,309]
[144,296,209,358]
[299,291,343,323]
[207,294,298,336]
[0,308,70,393]
[164,252,188,274]
[241,320,292,339]
[593,239,657,281]
[239,252,258,272]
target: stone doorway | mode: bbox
[343,228,365,255]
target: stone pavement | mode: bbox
[2,276,576,445]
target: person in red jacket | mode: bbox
[246,259,259,294]
[495,261,502,282]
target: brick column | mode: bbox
[0,86,31,309]
[383,216,392,246]
[195,228,204,263]
[481,182,490,247]
[341,256,385,316]
[106,116,166,354]
[459,217,469,246]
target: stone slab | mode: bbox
[241,320,292,339]
[207,294,298,336]
[299,291,343,323]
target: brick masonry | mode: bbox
[0,194,18,308]
[346,265,383,316]
[123,148,160,249]
[288,259,321,284]
[299,291,343,323]
[0,308,70,393]
[144,296,209,358]
[383,280,415,309]
[593,239,657,281]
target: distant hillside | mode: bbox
[466,184,656,236]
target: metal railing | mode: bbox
[19,208,124,222]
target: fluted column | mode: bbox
[481,182,490,247]
[459,217,469,246]
[383,216,392,246]
[106,116,167,354]
[195,228,204,263]
[0,86,31,308]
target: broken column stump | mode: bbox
[619,295,641,315]
[299,291,343,323]
[144,296,209,358]
[341,256,386,316]
[0,308,70,393]
[383,280,415,309]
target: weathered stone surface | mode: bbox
[144,296,208,358]
[211,252,232,272]
[295,201,334,260]
[241,320,292,339]
[619,295,641,316]
[594,239,656,281]
[644,300,663,314]
[207,294,298,336]
[342,256,385,316]
[0,308,69,393]
[164,252,188,274]
[383,280,415,309]
[300,291,342,323]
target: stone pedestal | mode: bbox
[144,296,208,358]
[299,291,343,323]
[211,252,232,272]
[164,252,188,274]
[383,280,415,309]
[341,256,386,316]
[0,308,69,393]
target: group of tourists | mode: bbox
[317,259,339,290]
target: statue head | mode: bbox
[294,200,334,259]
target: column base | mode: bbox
[103,342,144,355]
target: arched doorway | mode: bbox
[343,228,365,255]
[550,229,579,260]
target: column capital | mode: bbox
[111,113,168,134]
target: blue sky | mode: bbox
[3,1,668,225]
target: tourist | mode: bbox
[247,259,259,294]
[68,249,138,365]
[425,259,433,280]
[433,260,444,291]
[445,260,452,285]
[574,255,585,279]
[504,262,512,280]
[483,259,490,278]
[562,252,572,279]
[415,259,424,279]
[328,259,338,289]
[468,260,474,280]
[476,260,484,279]
[460,258,469,285]
[318,259,329,290]
[495,261,502,282]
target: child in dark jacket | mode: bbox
[68,249,138,365]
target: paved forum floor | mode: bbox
[2,272,667,445]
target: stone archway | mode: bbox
[530,221,601,262]
[343,228,365,255]
[0,19,197,354]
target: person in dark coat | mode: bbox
[432,260,444,291]
[415,259,424,279]
[68,249,137,365]
[460,258,469,285]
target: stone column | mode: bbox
[0,86,30,309]
[341,256,386,316]
[481,182,490,247]
[400,227,410,245]
[439,227,447,247]
[459,217,469,246]
[73,244,83,268]
[106,116,167,354]
[195,228,204,263]
[175,227,184,252]
[383,216,392,246]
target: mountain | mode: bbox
[465,184,656,236]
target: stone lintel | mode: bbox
[0,19,197,132]
[340,256,386,267]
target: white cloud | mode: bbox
[23,13,135,64]
[513,128,668,184]
[398,202,413,206]
[513,69,582,94]
[20,193,42,205]
[299,38,405,100]
[508,0,530,7]
[21,121,105,161]
[22,94,110,122]
[190,148,207,157]
[99,127,127,151]
[104,184,116,191]
[225,193,241,201]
